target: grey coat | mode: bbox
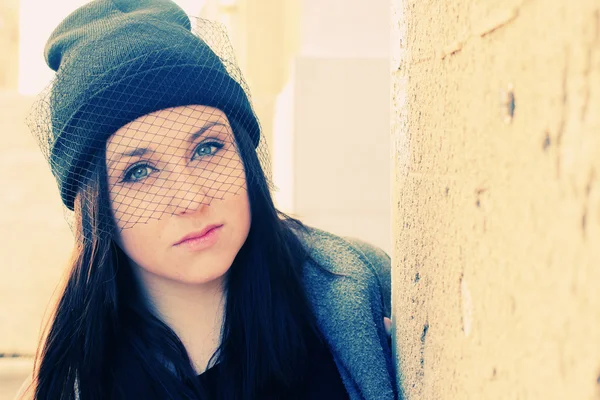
[298,226,396,400]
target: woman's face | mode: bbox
[105,105,251,286]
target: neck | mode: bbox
[137,270,227,374]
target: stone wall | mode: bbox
[391,0,600,398]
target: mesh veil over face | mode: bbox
[26,0,270,243]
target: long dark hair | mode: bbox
[28,119,323,399]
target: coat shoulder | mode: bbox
[296,225,392,315]
[294,225,397,399]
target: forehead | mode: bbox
[106,105,230,151]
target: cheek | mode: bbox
[117,224,165,273]
[230,190,251,238]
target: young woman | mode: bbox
[16,0,396,399]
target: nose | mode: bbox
[168,168,211,216]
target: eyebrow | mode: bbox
[109,120,226,168]
[187,121,225,143]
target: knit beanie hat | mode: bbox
[27,0,265,235]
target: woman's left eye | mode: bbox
[193,141,224,159]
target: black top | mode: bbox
[197,331,350,399]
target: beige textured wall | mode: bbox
[391,0,600,399]
[0,0,19,90]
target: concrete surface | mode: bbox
[0,91,74,358]
[270,0,392,253]
[391,0,600,399]
[0,0,19,91]
[0,358,32,400]
[292,56,391,254]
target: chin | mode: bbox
[175,260,232,286]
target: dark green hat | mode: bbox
[39,0,260,211]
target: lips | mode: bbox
[174,224,223,246]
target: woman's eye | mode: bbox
[193,142,224,159]
[122,164,155,183]
[120,142,224,183]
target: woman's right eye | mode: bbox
[122,164,156,183]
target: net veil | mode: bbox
[26,0,270,244]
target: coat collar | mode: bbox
[298,226,397,400]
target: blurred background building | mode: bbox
[0,0,390,397]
